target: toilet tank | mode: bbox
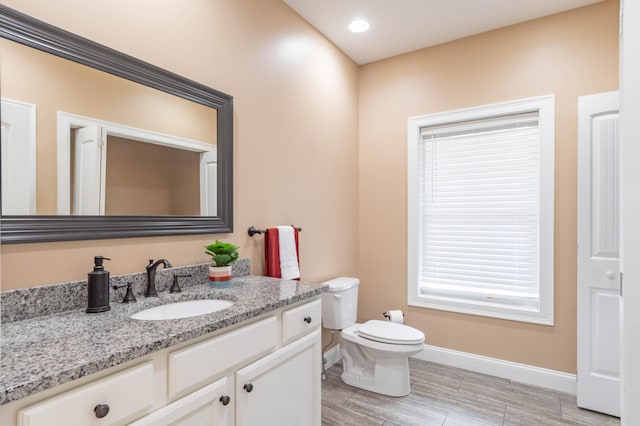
[321,277,359,330]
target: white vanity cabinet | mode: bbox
[236,299,322,426]
[136,328,322,426]
[6,298,322,426]
[135,299,321,426]
[235,329,321,426]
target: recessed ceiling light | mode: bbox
[348,19,369,33]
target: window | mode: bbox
[407,96,554,325]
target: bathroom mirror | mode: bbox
[0,5,233,243]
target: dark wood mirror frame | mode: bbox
[0,5,233,243]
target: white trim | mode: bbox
[620,0,640,424]
[322,342,574,394]
[199,150,218,216]
[407,95,555,325]
[1,97,37,215]
[58,112,215,152]
[57,111,215,215]
[411,344,576,394]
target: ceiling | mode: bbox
[283,0,604,65]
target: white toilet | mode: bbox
[321,277,425,397]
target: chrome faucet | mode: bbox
[145,259,172,297]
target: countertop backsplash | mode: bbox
[1,258,251,323]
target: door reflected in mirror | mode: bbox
[67,132,216,217]
[0,36,218,217]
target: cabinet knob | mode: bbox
[94,404,110,419]
[219,395,231,406]
[243,383,254,393]
[303,316,312,324]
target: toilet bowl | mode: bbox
[321,278,426,397]
[339,320,425,396]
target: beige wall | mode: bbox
[0,0,359,289]
[105,137,200,216]
[358,0,619,373]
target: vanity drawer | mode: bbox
[282,299,321,344]
[18,362,154,426]
[168,315,278,399]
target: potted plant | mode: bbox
[205,240,239,284]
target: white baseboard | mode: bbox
[412,344,577,395]
[323,345,342,370]
[322,342,576,394]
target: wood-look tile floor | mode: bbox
[321,358,620,426]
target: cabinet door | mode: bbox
[129,376,233,426]
[235,329,321,426]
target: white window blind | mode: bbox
[419,113,540,310]
[408,96,554,325]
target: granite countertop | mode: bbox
[0,276,327,406]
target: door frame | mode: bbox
[620,0,640,423]
[56,111,216,215]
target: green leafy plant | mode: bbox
[205,240,239,267]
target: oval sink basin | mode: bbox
[130,299,234,320]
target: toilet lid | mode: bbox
[356,320,425,345]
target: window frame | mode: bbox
[407,95,555,325]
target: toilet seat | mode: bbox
[356,320,424,345]
[341,322,425,354]
[356,320,425,345]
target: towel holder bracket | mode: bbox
[248,226,302,237]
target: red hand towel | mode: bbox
[264,226,300,280]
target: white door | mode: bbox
[577,91,620,417]
[73,125,107,215]
[235,330,321,426]
[1,98,36,215]
[199,149,217,216]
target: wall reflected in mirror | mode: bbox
[0,37,218,217]
[70,135,207,216]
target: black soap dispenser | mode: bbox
[86,256,112,313]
